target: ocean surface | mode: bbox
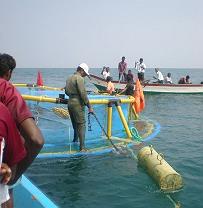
[12,68,203,208]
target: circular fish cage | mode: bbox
[16,85,160,158]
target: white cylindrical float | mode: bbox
[137,145,183,192]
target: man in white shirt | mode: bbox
[153,68,164,84]
[102,67,110,80]
[165,73,172,84]
[135,58,146,82]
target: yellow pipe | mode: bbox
[38,85,63,91]
[116,105,132,138]
[131,104,138,118]
[22,95,59,103]
[90,98,134,104]
[13,83,30,87]
[13,83,63,91]
[15,85,135,103]
[22,94,135,104]
[107,105,112,138]
[111,136,140,145]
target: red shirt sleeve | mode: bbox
[0,102,26,167]
[0,79,33,126]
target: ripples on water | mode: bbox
[13,68,203,208]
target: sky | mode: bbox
[0,0,203,68]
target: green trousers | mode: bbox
[68,98,86,150]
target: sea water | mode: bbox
[12,68,203,208]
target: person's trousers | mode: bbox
[119,72,126,81]
[138,72,144,81]
[68,98,86,150]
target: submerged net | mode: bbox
[17,87,159,157]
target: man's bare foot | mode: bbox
[79,148,88,152]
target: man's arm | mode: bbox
[141,63,146,70]
[135,61,138,69]
[9,118,44,184]
[77,77,93,112]
[124,63,127,72]
[0,163,12,184]
[118,63,121,72]
[117,87,127,95]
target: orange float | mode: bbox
[133,79,145,113]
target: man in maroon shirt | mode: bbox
[0,54,44,207]
[0,102,26,167]
[0,102,27,206]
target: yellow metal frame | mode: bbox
[22,94,135,104]
[13,83,62,91]
[116,105,132,138]
[107,105,112,138]
[22,94,134,139]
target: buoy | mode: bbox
[137,146,183,192]
[37,71,43,86]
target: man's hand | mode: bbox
[0,163,12,184]
[88,107,94,113]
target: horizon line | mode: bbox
[16,67,203,69]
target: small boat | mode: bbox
[89,74,203,94]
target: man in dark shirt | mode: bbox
[119,76,134,96]
[65,63,93,151]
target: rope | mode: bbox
[88,112,92,131]
[88,112,121,152]
[130,127,143,142]
[125,146,138,161]
[166,194,181,208]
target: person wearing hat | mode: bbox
[65,63,93,151]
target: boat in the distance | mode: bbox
[90,74,203,94]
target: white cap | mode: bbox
[78,63,89,76]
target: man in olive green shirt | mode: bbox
[65,63,93,151]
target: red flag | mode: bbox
[37,71,44,86]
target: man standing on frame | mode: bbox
[65,63,93,152]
